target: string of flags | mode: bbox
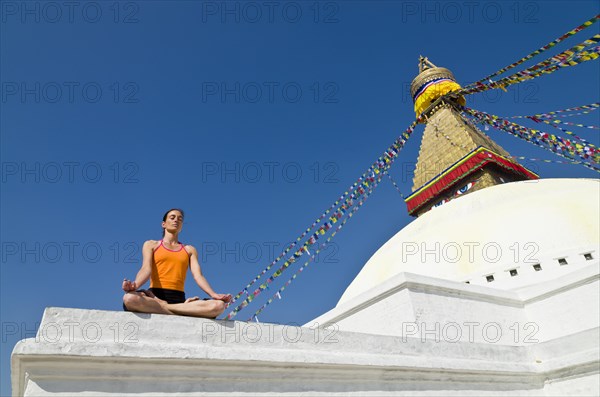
[248,172,385,322]
[462,14,600,92]
[227,179,371,307]
[510,102,599,120]
[385,172,406,199]
[459,34,600,96]
[462,107,600,172]
[551,121,599,130]
[227,163,397,310]
[510,103,600,135]
[226,120,418,309]
[464,106,599,164]
[433,121,580,168]
[511,156,589,166]
[223,120,420,320]
[433,122,477,152]
[528,118,597,148]
[224,162,393,320]
[522,117,599,131]
[552,112,599,119]
[430,119,585,168]
[226,120,417,309]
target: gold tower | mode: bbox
[405,57,538,217]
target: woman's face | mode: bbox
[162,210,184,234]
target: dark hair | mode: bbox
[162,208,185,236]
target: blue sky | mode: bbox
[1,1,599,393]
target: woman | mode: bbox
[122,208,231,318]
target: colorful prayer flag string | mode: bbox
[509,103,600,137]
[527,116,600,131]
[427,117,590,169]
[545,111,599,119]
[225,121,419,308]
[222,120,420,320]
[553,121,599,130]
[528,118,597,148]
[459,36,600,96]
[247,165,386,321]
[462,14,600,92]
[228,166,385,320]
[510,102,599,120]
[483,108,598,163]
[462,107,600,173]
[226,186,360,307]
[385,171,406,199]
[227,175,386,309]
[225,155,408,307]
[432,120,477,152]
[511,156,588,166]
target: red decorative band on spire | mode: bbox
[405,147,538,215]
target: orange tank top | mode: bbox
[150,241,190,291]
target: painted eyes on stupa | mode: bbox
[455,182,474,196]
[433,181,476,208]
[434,199,448,208]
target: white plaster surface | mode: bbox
[12,306,539,396]
[12,264,599,396]
[339,179,600,304]
[312,264,599,343]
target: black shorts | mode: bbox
[123,288,186,311]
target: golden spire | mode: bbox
[405,58,538,217]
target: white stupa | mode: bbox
[11,61,600,396]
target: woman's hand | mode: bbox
[122,279,137,292]
[212,293,232,303]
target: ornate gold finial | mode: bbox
[411,57,465,119]
[418,56,438,73]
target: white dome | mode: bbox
[338,178,600,305]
